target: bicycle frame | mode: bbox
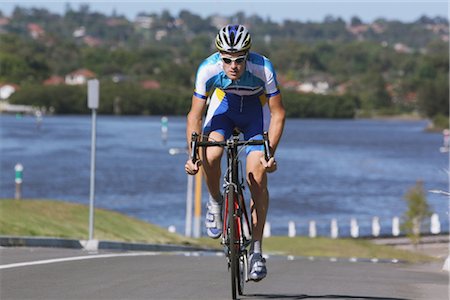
[190,131,271,299]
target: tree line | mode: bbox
[1,6,448,122]
[9,83,358,118]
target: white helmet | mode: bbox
[215,24,252,53]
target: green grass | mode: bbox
[0,199,436,263]
[430,114,449,131]
[0,199,198,245]
[263,236,434,263]
[198,236,435,264]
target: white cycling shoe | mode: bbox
[205,201,223,239]
[248,253,267,281]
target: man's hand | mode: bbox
[260,156,277,173]
[185,159,202,175]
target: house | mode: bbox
[65,69,96,85]
[0,17,10,26]
[0,83,19,100]
[27,23,45,39]
[394,43,413,54]
[106,18,128,27]
[141,80,161,90]
[347,24,369,35]
[277,74,301,90]
[0,17,9,34]
[155,29,168,41]
[297,75,333,94]
[296,81,330,94]
[43,75,64,86]
[134,15,154,29]
[73,26,86,38]
[296,82,312,93]
[336,81,351,95]
[83,36,103,47]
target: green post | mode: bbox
[14,163,23,200]
[161,116,168,143]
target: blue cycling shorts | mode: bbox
[203,89,270,155]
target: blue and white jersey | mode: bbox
[193,52,280,151]
[193,52,280,100]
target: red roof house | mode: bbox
[65,69,96,85]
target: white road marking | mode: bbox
[0,252,159,270]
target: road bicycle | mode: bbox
[190,130,271,299]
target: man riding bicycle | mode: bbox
[185,24,285,281]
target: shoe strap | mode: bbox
[205,211,220,228]
[207,202,222,214]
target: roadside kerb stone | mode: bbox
[0,236,218,253]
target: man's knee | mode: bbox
[202,147,222,167]
[247,170,267,194]
[247,151,266,181]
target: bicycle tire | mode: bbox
[228,187,238,300]
[237,192,246,295]
[238,251,247,295]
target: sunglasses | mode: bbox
[221,54,247,65]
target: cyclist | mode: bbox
[185,24,285,281]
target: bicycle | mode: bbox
[190,130,271,300]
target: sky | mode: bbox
[0,0,448,23]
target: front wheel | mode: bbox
[238,251,247,295]
[228,187,238,300]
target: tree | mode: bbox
[401,181,432,246]
[417,74,449,118]
[350,16,363,26]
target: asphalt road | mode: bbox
[0,247,448,300]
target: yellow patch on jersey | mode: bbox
[214,88,226,101]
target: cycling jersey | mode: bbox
[193,52,280,154]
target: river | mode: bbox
[1,115,448,237]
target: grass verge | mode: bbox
[0,199,436,263]
[0,199,198,245]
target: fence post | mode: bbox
[185,174,194,237]
[350,218,359,238]
[193,172,202,238]
[309,220,317,238]
[331,218,339,239]
[372,216,381,237]
[263,222,271,238]
[288,221,296,237]
[392,216,400,236]
[430,213,441,234]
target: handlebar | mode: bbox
[190,132,272,164]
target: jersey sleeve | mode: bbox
[194,57,220,100]
[262,58,280,98]
[193,62,208,100]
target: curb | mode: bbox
[370,234,449,246]
[0,236,219,253]
[0,236,84,249]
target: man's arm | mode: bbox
[185,95,207,175]
[186,95,207,148]
[267,93,285,155]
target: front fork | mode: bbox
[223,185,251,273]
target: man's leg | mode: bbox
[246,150,269,281]
[201,131,225,200]
[201,131,225,238]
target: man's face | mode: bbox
[220,51,247,80]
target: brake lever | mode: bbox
[263,131,271,161]
[190,132,198,164]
